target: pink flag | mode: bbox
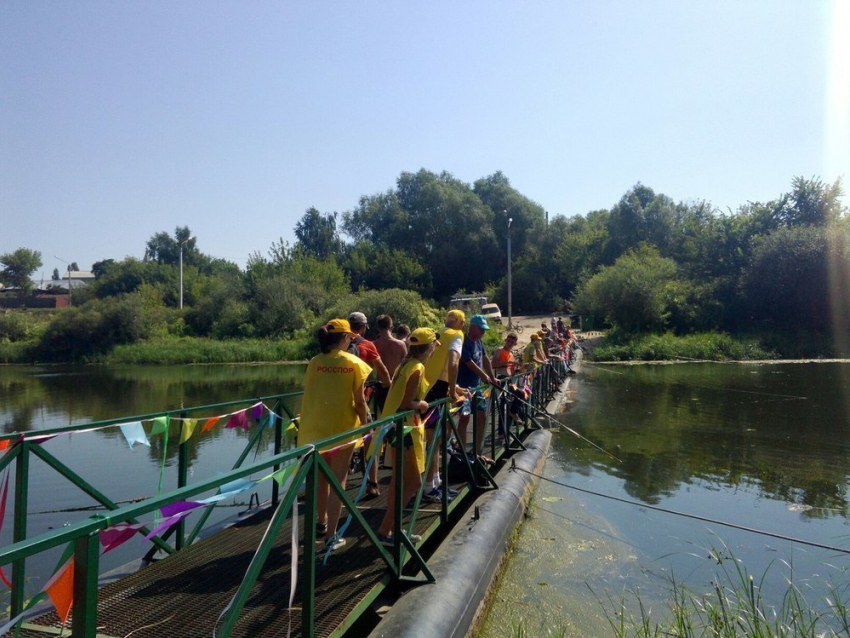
[225,410,248,430]
[100,523,145,554]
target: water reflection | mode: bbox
[562,362,850,519]
[0,364,307,467]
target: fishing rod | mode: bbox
[492,381,622,463]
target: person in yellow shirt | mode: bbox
[522,333,547,368]
[375,327,440,546]
[299,318,372,549]
[422,309,466,499]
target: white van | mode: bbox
[480,303,502,323]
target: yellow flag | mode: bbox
[179,419,197,444]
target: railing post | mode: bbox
[271,399,283,506]
[72,531,100,638]
[472,394,480,461]
[176,410,189,551]
[302,452,318,637]
[440,406,449,525]
[489,386,497,461]
[393,416,404,572]
[11,441,29,618]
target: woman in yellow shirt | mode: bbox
[375,327,439,546]
[299,318,372,549]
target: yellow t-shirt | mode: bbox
[299,350,372,447]
[380,359,428,473]
[423,327,464,389]
[522,342,538,365]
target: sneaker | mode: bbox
[377,532,422,547]
[322,536,346,551]
[316,522,328,536]
[422,487,451,504]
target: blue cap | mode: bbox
[470,314,490,330]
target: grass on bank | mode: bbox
[0,336,315,365]
[591,543,850,638]
[590,332,776,362]
[105,337,315,364]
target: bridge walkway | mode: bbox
[5,465,468,638]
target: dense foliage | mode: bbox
[2,171,848,362]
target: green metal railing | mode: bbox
[0,354,569,637]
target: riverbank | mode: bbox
[586,330,848,362]
[0,335,315,365]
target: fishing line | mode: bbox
[511,464,850,556]
[498,387,622,462]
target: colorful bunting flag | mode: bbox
[44,558,74,625]
[99,523,145,554]
[143,512,192,541]
[160,500,204,518]
[119,422,150,449]
[250,402,264,420]
[179,419,198,444]
[225,410,248,430]
[272,463,298,486]
[149,415,170,438]
[201,416,220,433]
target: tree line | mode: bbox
[2,169,848,360]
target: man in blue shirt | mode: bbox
[457,314,500,452]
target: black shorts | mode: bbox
[424,379,449,403]
[372,385,389,416]
[385,427,414,449]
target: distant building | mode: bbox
[37,271,95,292]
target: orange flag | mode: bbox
[45,558,74,624]
[201,416,220,433]
[0,440,9,451]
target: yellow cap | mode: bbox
[530,333,541,341]
[446,309,465,323]
[409,327,440,346]
[326,318,355,335]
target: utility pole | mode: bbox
[506,212,513,330]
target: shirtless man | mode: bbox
[373,314,407,380]
[348,311,392,496]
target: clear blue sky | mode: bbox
[2,1,847,279]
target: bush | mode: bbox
[0,312,31,342]
[37,294,165,361]
[591,332,774,362]
[322,288,441,337]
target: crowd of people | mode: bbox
[297,308,579,551]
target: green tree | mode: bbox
[342,242,432,295]
[779,176,845,227]
[343,169,499,300]
[145,226,198,266]
[52,268,60,281]
[573,245,680,333]
[740,225,850,333]
[0,248,43,297]
[294,207,343,260]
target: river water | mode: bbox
[3,362,850,634]
[479,361,850,636]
